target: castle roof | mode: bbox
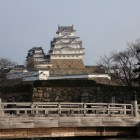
[28,47,43,52]
[52,39,82,45]
[57,25,76,33]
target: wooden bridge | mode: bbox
[0,98,140,139]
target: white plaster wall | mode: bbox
[51,55,83,59]
[7,70,50,81]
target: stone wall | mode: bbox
[49,63,106,76]
[85,66,105,74]
[33,86,140,103]
[1,80,140,103]
[32,80,140,103]
[49,68,87,75]
[51,59,85,69]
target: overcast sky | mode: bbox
[0,0,140,65]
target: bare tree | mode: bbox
[127,39,140,61]
[129,39,140,85]
[0,58,17,70]
[98,47,138,87]
[0,58,17,83]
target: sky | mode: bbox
[0,0,140,65]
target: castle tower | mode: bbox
[47,25,85,69]
[26,47,52,70]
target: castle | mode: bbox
[26,25,104,75]
[7,25,110,82]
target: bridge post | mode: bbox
[35,104,38,115]
[58,103,61,115]
[123,104,126,115]
[84,103,86,116]
[0,98,1,115]
[0,98,4,115]
[131,92,138,117]
[31,103,34,115]
[107,104,110,115]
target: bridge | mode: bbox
[0,98,140,139]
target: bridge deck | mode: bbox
[0,101,140,138]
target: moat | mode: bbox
[3,136,140,140]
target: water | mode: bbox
[3,137,140,140]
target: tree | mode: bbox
[129,40,140,85]
[0,58,17,70]
[127,39,140,61]
[0,58,17,83]
[98,41,140,87]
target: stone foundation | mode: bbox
[51,59,85,69]
[32,85,140,103]
[1,80,140,103]
[49,64,106,76]
[49,68,87,75]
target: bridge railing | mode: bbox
[0,101,136,117]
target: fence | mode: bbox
[0,99,139,117]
